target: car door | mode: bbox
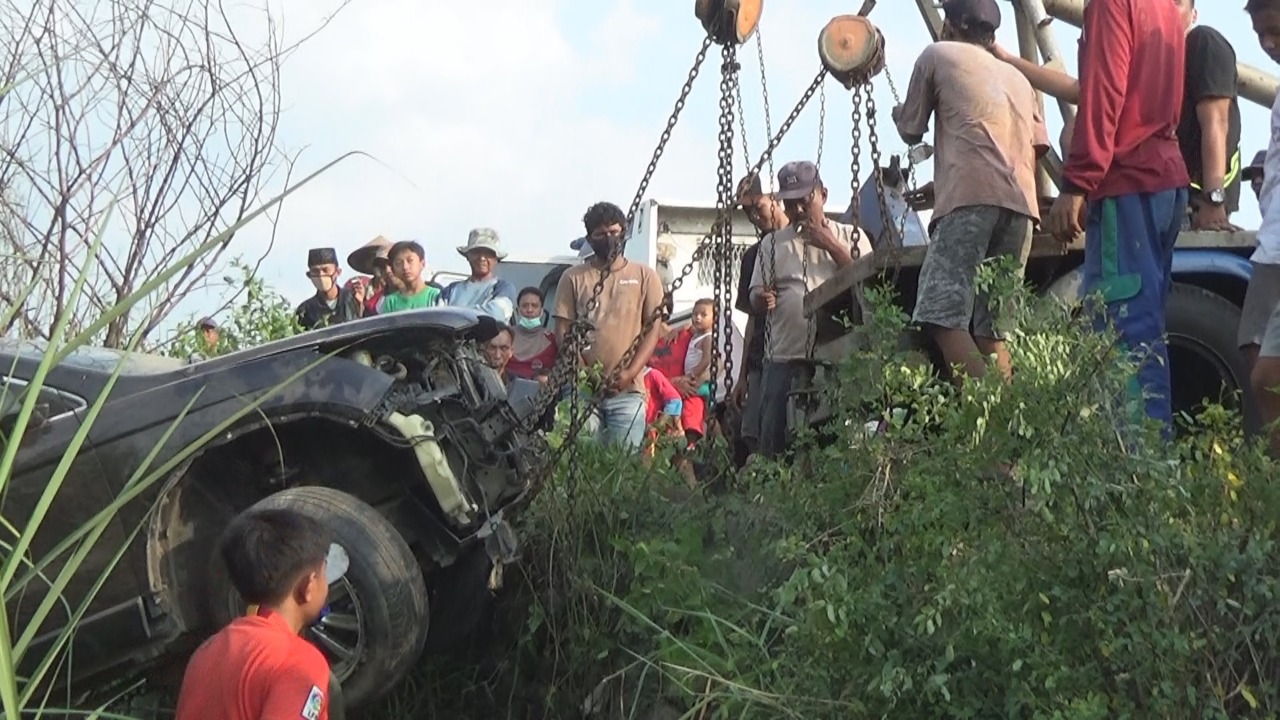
[1,373,143,683]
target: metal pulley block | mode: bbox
[694,0,762,46]
[818,15,886,88]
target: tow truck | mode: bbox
[789,0,1279,434]
[492,0,1276,434]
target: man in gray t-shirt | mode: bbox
[748,160,870,457]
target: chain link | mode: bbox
[880,65,922,252]
[712,43,738,407]
[849,83,864,231]
[756,29,775,184]
[815,80,826,169]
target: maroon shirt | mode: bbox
[1062,0,1190,200]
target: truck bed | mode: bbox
[804,228,1258,319]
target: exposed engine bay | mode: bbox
[343,332,537,531]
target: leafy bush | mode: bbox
[373,264,1280,720]
[163,258,300,359]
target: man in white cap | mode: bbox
[441,228,517,323]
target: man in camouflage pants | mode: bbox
[893,0,1049,380]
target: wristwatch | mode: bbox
[1205,187,1227,206]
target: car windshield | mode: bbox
[1,340,185,375]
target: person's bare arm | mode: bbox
[623,320,664,386]
[992,46,1081,103]
[687,335,713,383]
[1197,97,1232,196]
[736,315,755,387]
[619,271,669,389]
[803,220,853,268]
[893,50,936,146]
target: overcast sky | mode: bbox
[230,0,1276,308]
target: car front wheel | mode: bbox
[209,486,430,707]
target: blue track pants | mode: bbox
[1081,188,1189,437]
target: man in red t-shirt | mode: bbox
[176,507,346,720]
[1046,0,1190,436]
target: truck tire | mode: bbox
[1166,283,1260,433]
[209,487,430,707]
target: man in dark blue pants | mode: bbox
[1046,0,1190,437]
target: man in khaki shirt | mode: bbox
[554,201,665,450]
[749,160,871,457]
[893,0,1049,381]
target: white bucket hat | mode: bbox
[457,228,507,260]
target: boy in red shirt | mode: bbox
[176,507,345,720]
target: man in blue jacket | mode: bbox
[441,228,518,323]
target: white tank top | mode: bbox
[684,332,713,376]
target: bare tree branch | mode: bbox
[0,0,349,347]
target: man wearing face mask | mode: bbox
[553,201,665,450]
[748,161,872,458]
[295,247,362,331]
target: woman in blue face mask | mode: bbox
[508,287,558,382]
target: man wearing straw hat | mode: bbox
[440,228,517,323]
[347,235,403,316]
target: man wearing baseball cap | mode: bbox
[747,160,871,457]
[440,228,517,323]
[197,316,221,354]
[895,0,1048,381]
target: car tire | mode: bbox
[1166,282,1260,433]
[209,486,429,707]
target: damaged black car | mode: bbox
[1,308,541,707]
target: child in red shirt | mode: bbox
[647,300,717,445]
[176,507,345,720]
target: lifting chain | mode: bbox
[865,88,895,251]
[711,42,739,407]
[815,80,827,169]
[882,65,922,249]
[534,65,827,479]
[849,83,865,232]
[523,36,714,436]
[756,30,775,184]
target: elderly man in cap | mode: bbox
[295,247,361,330]
[747,161,870,458]
[893,0,1048,381]
[440,228,517,323]
[197,316,221,354]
